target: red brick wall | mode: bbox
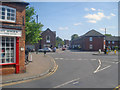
[70,36,104,51]
[40,29,56,49]
[0,2,27,75]
[84,37,104,51]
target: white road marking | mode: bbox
[93,59,102,73]
[95,65,111,73]
[102,61,117,64]
[53,78,80,88]
[55,58,63,60]
[90,59,97,61]
[73,81,79,85]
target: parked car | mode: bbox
[38,47,52,52]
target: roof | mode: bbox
[41,28,56,35]
[1,0,29,5]
[83,29,104,37]
[106,36,118,41]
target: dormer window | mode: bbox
[0,5,16,22]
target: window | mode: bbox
[108,41,110,44]
[89,44,93,49]
[46,36,50,43]
[89,37,93,41]
[0,5,16,22]
[0,37,16,64]
[112,41,114,44]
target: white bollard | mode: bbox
[99,49,101,54]
[29,53,32,62]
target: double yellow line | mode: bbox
[1,59,58,87]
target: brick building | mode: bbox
[106,36,119,50]
[0,1,29,75]
[70,30,105,51]
[35,28,56,50]
[64,39,70,47]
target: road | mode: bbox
[3,49,118,88]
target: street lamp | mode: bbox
[36,15,38,23]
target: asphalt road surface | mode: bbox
[3,49,119,89]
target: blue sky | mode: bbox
[27,2,118,40]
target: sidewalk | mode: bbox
[2,53,56,84]
[93,51,119,56]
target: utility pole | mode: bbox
[36,15,38,23]
[104,28,106,50]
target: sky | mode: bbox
[26,1,118,40]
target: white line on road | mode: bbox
[73,81,79,85]
[96,65,111,73]
[93,59,102,73]
[55,58,63,60]
[53,78,80,88]
[90,59,97,61]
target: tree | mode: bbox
[56,36,64,47]
[71,34,79,40]
[105,34,112,36]
[25,6,43,44]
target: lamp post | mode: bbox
[36,15,38,23]
[104,28,107,54]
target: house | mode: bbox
[70,29,105,51]
[0,1,29,75]
[35,28,56,50]
[106,36,119,50]
[64,39,70,48]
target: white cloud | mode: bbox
[85,8,103,12]
[87,20,96,23]
[91,8,96,11]
[74,23,82,26]
[84,12,116,23]
[84,12,105,21]
[58,27,68,30]
[110,13,116,16]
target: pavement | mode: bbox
[1,52,56,84]
[92,51,119,56]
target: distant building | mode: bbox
[70,29,105,51]
[106,36,119,50]
[64,39,70,47]
[35,28,56,50]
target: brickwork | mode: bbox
[0,2,28,75]
[70,30,105,51]
[35,28,56,50]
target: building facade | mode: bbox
[70,30,105,51]
[64,39,70,48]
[106,36,119,50]
[0,1,29,75]
[35,28,56,50]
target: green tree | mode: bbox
[56,36,64,47]
[105,34,112,36]
[25,6,43,44]
[71,34,79,40]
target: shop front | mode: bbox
[0,29,22,75]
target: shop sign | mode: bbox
[0,29,22,37]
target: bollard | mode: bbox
[99,49,101,54]
[29,53,32,62]
[114,50,116,55]
[106,49,108,55]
